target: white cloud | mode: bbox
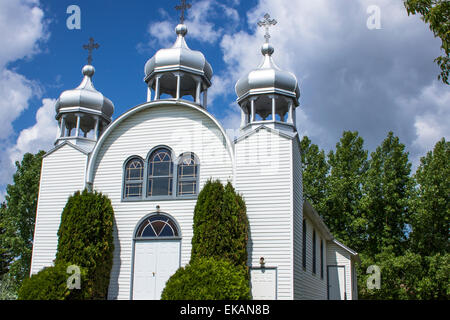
[0,0,49,196]
[0,69,36,140]
[144,0,240,48]
[0,0,46,69]
[214,0,448,165]
[8,98,57,167]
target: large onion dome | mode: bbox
[55,64,114,148]
[235,43,300,103]
[235,41,300,131]
[55,65,114,119]
[144,24,212,107]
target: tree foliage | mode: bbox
[161,257,250,300]
[323,131,368,253]
[404,0,450,84]
[0,204,13,277]
[18,262,88,300]
[55,189,115,299]
[191,180,249,268]
[300,136,329,216]
[358,248,449,300]
[0,151,45,286]
[360,132,412,257]
[164,180,250,300]
[409,138,449,256]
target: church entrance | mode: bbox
[132,214,181,300]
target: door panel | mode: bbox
[154,241,180,299]
[250,268,277,300]
[132,240,180,300]
[328,266,346,300]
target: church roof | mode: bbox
[55,65,114,120]
[144,24,213,83]
[235,42,300,104]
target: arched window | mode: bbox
[135,214,179,238]
[148,148,173,197]
[124,158,144,198]
[177,153,199,196]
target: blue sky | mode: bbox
[0,0,449,201]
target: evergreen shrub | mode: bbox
[18,262,87,300]
[161,257,250,300]
[191,180,249,268]
[56,189,115,299]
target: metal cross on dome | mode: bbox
[83,37,100,65]
[175,0,192,24]
[258,13,277,43]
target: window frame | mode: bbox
[134,212,182,241]
[123,156,145,199]
[176,152,200,197]
[146,147,175,199]
[122,146,200,202]
[302,219,307,270]
[320,238,324,279]
[312,229,316,275]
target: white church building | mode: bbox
[30,12,359,300]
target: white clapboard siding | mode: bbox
[299,217,328,299]
[292,138,304,299]
[30,143,88,275]
[235,127,294,300]
[90,104,233,300]
[327,242,353,300]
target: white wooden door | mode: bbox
[250,268,276,300]
[132,240,180,300]
[328,266,346,300]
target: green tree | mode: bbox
[0,151,45,285]
[161,258,250,300]
[55,189,115,299]
[410,138,449,256]
[404,0,450,84]
[324,131,368,253]
[300,136,329,216]
[191,180,249,268]
[165,180,250,300]
[0,203,13,277]
[361,132,412,257]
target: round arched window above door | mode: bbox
[135,214,180,238]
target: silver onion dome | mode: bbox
[235,43,300,105]
[144,24,213,83]
[55,65,114,120]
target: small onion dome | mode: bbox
[235,43,300,105]
[144,24,213,84]
[55,65,114,120]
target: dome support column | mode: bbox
[270,95,277,121]
[59,115,67,138]
[175,72,182,100]
[75,113,82,137]
[154,75,161,101]
[203,88,208,108]
[94,116,100,140]
[195,79,202,104]
[250,97,256,122]
[287,100,294,124]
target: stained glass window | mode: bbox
[148,148,173,197]
[177,153,198,196]
[136,214,179,238]
[124,158,144,198]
